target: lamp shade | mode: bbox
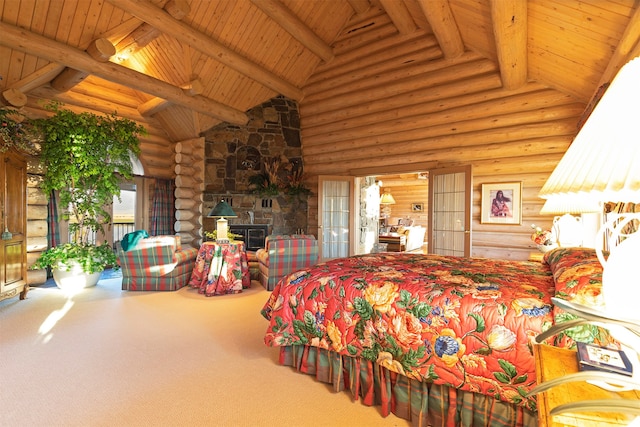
[539,194,601,214]
[207,200,237,218]
[539,56,640,203]
[380,193,396,204]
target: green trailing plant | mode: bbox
[31,103,145,273]
[30,242,118,274]
[0,107,40,155]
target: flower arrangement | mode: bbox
[204,230,242,241]
[530,224,557,252]
[248,155,311,197]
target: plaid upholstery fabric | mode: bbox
[255,234,318,291]
[150,179,175,236]
[118,235,198,291]
[47,190,61,248]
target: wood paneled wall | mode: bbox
[300,9,583,260]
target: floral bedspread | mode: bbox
[261,252,556,411]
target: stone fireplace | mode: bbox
[202,96,309,239]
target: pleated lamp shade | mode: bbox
[538,56,640,204]
[380,193,396,204]
[539,56,640,323]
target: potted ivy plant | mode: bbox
[30,103,145,290]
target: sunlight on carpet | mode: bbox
[0,272,409,427]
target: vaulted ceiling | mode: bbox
[1,0,639,145]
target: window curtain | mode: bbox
[47,191,60,248]
[150,179,175,236]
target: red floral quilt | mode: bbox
[261,252,556,411]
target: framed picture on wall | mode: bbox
[481,182,522,225]
[411,203,424,212]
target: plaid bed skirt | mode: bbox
[279,345,538,427]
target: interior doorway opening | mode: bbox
[112,182,136,245]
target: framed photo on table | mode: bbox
[481,182,522,225]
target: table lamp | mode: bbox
[380,190,396,219]
[207,199,237,243]
[539,194,601,248]
[533,56,640,415]
[539,55,640,322]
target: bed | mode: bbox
[261,248,613,426]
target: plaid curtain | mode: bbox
[47,191,60,247]
[150,179,175,236]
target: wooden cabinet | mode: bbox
[534,344,640,426]
[378,234,406,252]
[1,150,28,302]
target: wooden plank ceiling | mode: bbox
[0,0,638,147]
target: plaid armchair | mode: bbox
[117,234,198,291]
[255,234,319,291]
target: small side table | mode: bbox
[529,251,544,262]
[534,344,640,426]
[188,240,250,296]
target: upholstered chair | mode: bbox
[255,234,319,291]
[117,234,198,291]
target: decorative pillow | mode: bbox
[120,230,150,251]
[543,247,616,348]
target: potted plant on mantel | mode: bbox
[30,103,145,290]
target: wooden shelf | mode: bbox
[534,344,640,426]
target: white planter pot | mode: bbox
[53,261,101,291]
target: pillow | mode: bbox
[120,230,149,251]
[544,247,617,348]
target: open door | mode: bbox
[428,166,472,256]
[317,176,356,261]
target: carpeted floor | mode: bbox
[0,272,409,427]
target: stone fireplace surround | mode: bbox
[201,96,309,244]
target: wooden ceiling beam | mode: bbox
[7,63,66,94]
[115,0,190,61]
[347,0,371,15]
[0,21,248,125]
[0,88,27,107]
[251,0,334,63]
[416,0,464,59]
[107,0,304,100]
[490,0,527,90]
[591,4,640,98]
[139,79,204,117]
[378,0,417,35]
[50,38,116,92]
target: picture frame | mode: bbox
[481,182,522,225]
[411,203,424,212]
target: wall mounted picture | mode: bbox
[481,182,522,225]
[411,203,424,212]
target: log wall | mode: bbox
[174,137,205,248]
[300,14,584,261]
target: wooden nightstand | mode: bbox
[529,251,544,262]
[534,344,640,426]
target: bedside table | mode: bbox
[529,252,544,262]
[533,344,640,426]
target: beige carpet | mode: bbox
[0,273,409,427]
